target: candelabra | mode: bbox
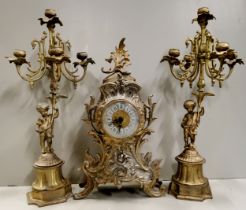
[161,7,243,201]
[6,9,94,207]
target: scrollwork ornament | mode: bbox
[74,38,165,199]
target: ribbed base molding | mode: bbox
[169,177,212,201]
[27,184,72,207]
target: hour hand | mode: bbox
[118,124,122,133]
[112,117,123,132]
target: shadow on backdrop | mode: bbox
[144,61,188,180]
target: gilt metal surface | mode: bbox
[6,9,94,206]
[74,38,165,199]
[161,7,243,201]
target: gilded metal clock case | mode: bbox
[74,38,165,199]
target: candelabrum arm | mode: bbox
[185,38,194,50]
[187,61,199,84]
[6,32,48,86]
[6,55,46,87]
[62,62,86,84]
[27,32,47,75]
[161,54,198,87]
[205,50,244,86]
[161,56,182,80]
[205,59,227,86]
[62,54,95,87]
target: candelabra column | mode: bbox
[6,9,95,207]
[161,7,243,201]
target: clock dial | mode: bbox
[102,101,139,139]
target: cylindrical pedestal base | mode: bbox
[169,147,212,201]
[27,153,72,207]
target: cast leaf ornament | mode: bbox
[102,38,131,74]
[74,38,165,199]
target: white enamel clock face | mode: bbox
[102,101,139,139]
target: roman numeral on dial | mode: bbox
[102,101,139,139]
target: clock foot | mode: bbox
[143,179,166,197]
[73,173,95,199]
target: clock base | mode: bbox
[73,143,165,199]
[169,147,212,201]
[74,179,165,199]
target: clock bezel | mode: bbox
[95,96,145,142]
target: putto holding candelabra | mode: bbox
[6,9,94,207]
[161,7,243,201]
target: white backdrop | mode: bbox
[0,0,245,186]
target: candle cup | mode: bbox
[184,55,193,62]
[48,47,64,56]
[169,49,180,58]
[45,9,56,18]
[197,7,209,15]
[14,50,26,58]
[77,52,88,61]
[216,42,229,52]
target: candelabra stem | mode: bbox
[48,28,55,48]
[197,62,205,91]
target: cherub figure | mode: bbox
[36,103,59,153]
[181,100,204,148]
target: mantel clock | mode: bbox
[74,38,165,199]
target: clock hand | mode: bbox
[118,123,122,133]
[112,116,124,132]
